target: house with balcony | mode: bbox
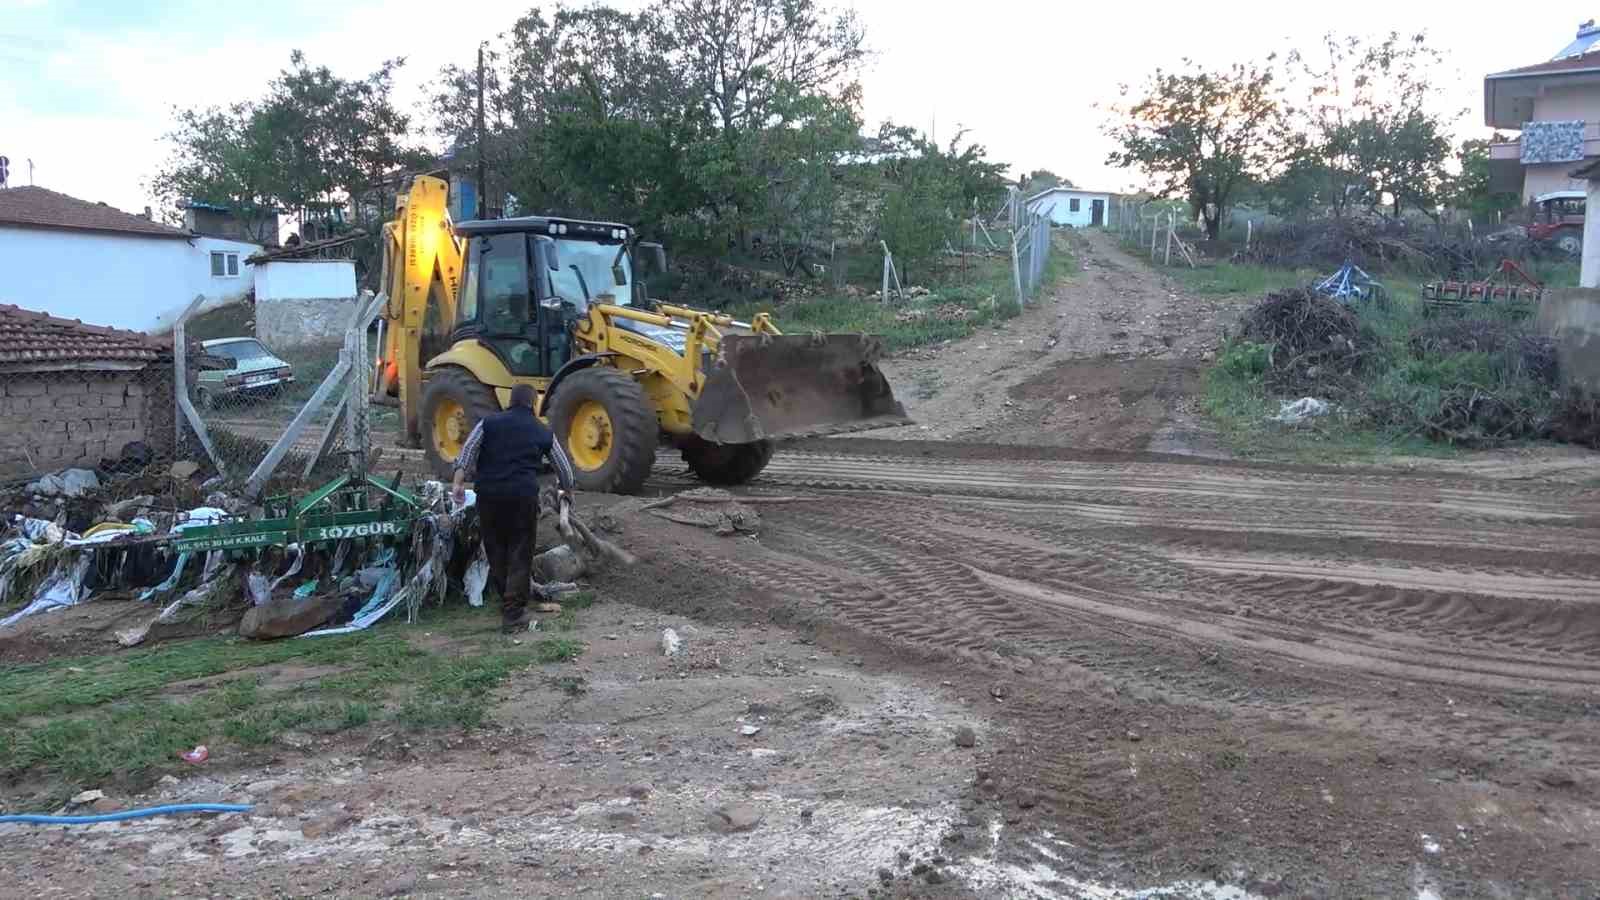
[1486,20,1600,203]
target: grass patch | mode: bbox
[728,233,1076,352]
[0,603,590,794]
[1172,261,1312,297]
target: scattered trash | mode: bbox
[740,724,762,737]
[463,546,489,608]
[25,468,100,499]
[1270,397,1332,425]
[178,745,210,764]
[661,627,682,656]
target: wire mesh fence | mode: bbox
[172,292,389,500]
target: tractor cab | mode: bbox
[1528,190,1586,255]
[449,217,667,377]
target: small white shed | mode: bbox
[1025,187,1115,228]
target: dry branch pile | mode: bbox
[1238,288,1380,394]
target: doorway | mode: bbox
[1091,198,1105,227]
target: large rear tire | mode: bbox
[681,437,774,486]
[420,367,501,479]
[546,368,657,494]
[1556,229,1583,257]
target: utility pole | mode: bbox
[475,42,487,220]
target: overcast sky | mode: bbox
[0,0,1584,214]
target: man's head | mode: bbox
[510,384,538,410]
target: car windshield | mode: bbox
[548,239,631,312]
[209,340,275,363]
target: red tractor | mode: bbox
[1526,190,1585,256]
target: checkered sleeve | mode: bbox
[454,421,485,476]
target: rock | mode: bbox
[301,811,357,839]
[877,868,894,884]
[800,808,814,822]
[535,545,585,583]
[706,803,764,833]
[279,731,315,750]
[606,810,640,827]
[1016,791,1038,809]
[169,461,202,482]
[740,725,762,737]
[1126,730,1142,742]
[989,682,1011,701]
[953,726,977,748]
[70,789,105,805]
[661,628,682,656]
[157,775,180,788]
[911,862,930,876]
[626,785,651,801]
[379,874,419,897]
[1539,768,1578,789]
[898,849,912,863]
[91,797,122,814]
[925,869,947,885]
[239,592,345,640]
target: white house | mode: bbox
[252,253,360,348]
[1026,187,1115,228]
[0,186,261,333]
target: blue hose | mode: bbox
[0,802,251,826]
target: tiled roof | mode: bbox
[0,186,189,239]
[1488,54,1600,79]
[0,304,169,366]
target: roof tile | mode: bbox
[0,186,189,239]
[0,304,169,366]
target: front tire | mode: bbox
[546,367,657,494]
[681,437,774,486]
[420,367,501,479]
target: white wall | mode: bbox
[1028,191,1111,228]
[253,259,357,301]
[0,225,260,332]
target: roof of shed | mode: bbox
[0,304,169,366]
[0,186,189,239]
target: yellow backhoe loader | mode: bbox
[372,175,907,494]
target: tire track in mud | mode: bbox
[653,445,1600,770]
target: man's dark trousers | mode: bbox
[477,495,538,625]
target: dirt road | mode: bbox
[868,231,1247,455]
[639,439,1600,896]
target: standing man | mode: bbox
[452,384,576,633]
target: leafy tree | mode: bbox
[1020,169,1071,195]
[1104,59,1286,239]
[1449,136,1520,222]
[150,52,422,246]
[1282,32,1461,217]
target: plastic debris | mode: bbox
[0,553,92,629]
[178,745,209,764]
[1270,397,1331,425]
[463,546,489,608]
[26,468,100,499]
[661,627,682,656]
[293,579,320,600]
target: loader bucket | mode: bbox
[692,333,910,444]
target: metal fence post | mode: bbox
[1165,211,1174,266]
[173,294,225,475]
[1010,230,1024,306]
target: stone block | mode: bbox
[48,379,89,396]
[6,380,45,397]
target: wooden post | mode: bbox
[881,245,891,304]
[1246,219,1253,251]
[1150,214,1158,256]
[1164,211,1173,266]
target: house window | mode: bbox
[1069,198,1081,212]
[211,251,239,278]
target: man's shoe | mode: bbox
[500,612,533,635]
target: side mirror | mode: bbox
[639,241,667,275]
[532,235,560,272]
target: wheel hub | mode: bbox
[569,400,614,471]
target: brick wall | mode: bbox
[0,368,174,476]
